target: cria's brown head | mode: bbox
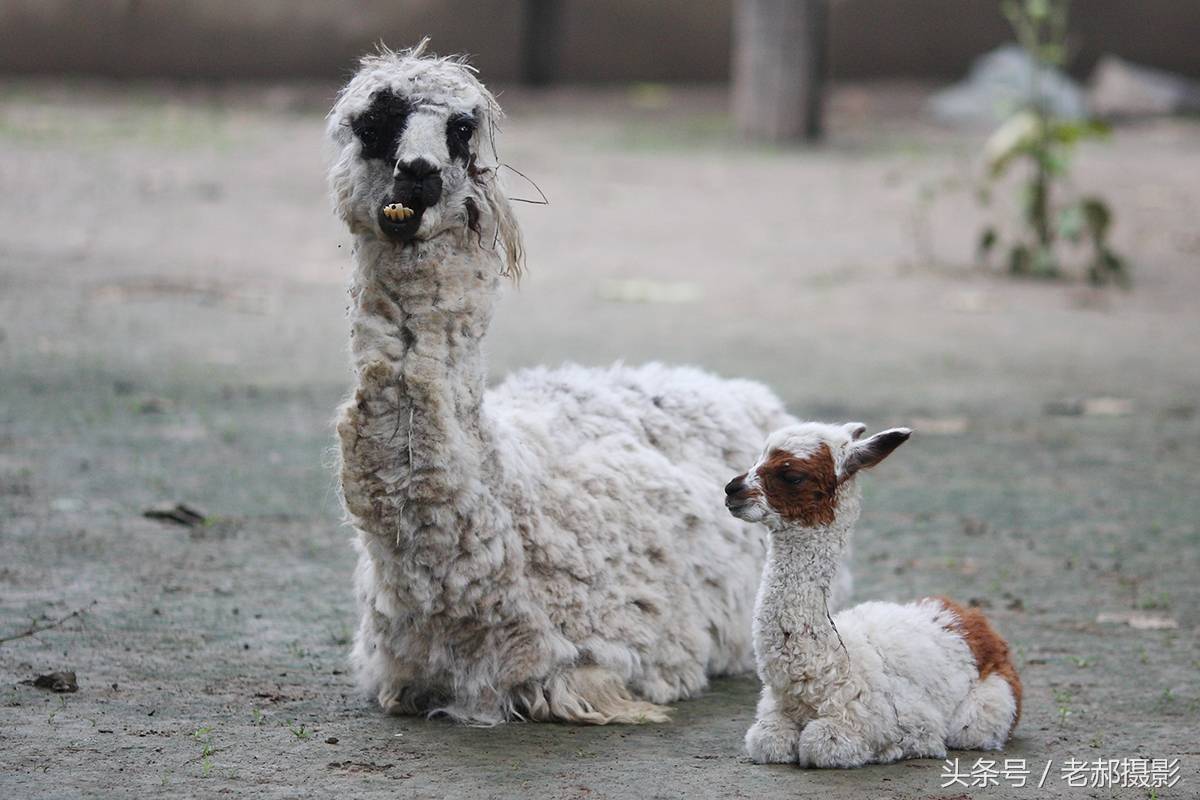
[725,422,911,529]
[758,444,840,526]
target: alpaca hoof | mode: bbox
[745,719,800,764]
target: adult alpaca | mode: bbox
[327,42,851,724]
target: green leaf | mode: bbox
[1032,246,1059,277]
[1081,197,1112,240]
[984,111,1041,177]
[1058,203,1085,242]
[978,227,998,256]
[1009,244,1032,275]
[1049,120,1111,146]
[1038,44,1066,67]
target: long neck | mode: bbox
[754,506,858,675]
[758,529,845,632]
[338,234,502,541]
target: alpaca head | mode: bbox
[725,422,910,532]
[326,40,523,278]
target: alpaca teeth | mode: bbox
[383,204,414,221]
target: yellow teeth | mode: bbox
[382,203,414,221]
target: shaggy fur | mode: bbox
[728,423,1021,767]
[326,43,854,725]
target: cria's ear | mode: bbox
[843,422,867,441]
[840,427,911,481]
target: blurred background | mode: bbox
[3,0,1198,82]
[2,2,1198,797]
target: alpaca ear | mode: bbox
[840,427,911,481]
[843,422,867,441]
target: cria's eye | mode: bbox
[782,471,807,485]
[452,120,475,138]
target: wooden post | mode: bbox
[520,0,564,86]
[732,0,828,142]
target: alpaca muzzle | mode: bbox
[379,159,443,242]
[378,201,424,241]
[724,473,754,516]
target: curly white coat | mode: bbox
[326,44,852,724]
[730,423,1019,767]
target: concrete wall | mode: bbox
[2,0,1197,82]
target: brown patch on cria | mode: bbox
[935,596,1023,733]
[757,444,839,527]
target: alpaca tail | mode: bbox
[515,666,671,725]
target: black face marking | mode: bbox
[446,113,477,163]
[351,89,410,162]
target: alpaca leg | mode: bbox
[745,687,801,764]
[796,717,874,769]
[518,666,670,725]
[946,674,1019,751]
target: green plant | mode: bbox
[977,0,1129,286]
[192,725,215,774]
[1053,688,1073,724]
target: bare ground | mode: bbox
[1,80,1198,799]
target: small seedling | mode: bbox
[1052,688,1073,725]
[1137,592,1170,611]
[289,722,312,741]
[47,695,67,725]
[327,625,352,647]
[192,725,216,775]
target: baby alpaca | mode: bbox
[726,422,1021,768]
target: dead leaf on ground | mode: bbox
[1045,397,1134,417]
[143,503,207,527]
[253,691,294,703]
[327,761,394,773]
[22,671,78,693]
[598,279,701,305]
[1095,612,1178,630]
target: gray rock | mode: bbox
[927,44,1088,126]
[1089,55,1200,118]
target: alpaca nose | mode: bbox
[725,475,747,497]
[394,157,443,206]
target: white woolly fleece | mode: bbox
[327,45,854,724]
[737,423,1018,767]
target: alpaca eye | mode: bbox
[782,472,807,485]
[447,117,477,162]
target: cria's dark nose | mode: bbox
[395,157,443,206]
[725,474,747,497]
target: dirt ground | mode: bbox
[1,79,1198,799]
